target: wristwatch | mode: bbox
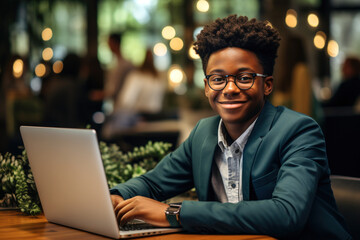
[165,202,182,227]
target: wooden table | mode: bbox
[0,210,276,240]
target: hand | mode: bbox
[114,196,170,227]
[111,194,124,208]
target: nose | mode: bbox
[223,76,240,95]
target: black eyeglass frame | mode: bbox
[205,72,268,91]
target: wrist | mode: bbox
[165,202,182,227]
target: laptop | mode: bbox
[20,126,182,239]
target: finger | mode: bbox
[114,197,133,214]
[116,199,136,223]
[119,208,138,226]
[111,195,124,208]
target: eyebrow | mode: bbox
[208,67,254,75]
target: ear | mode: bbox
[204,78,210,97]
[264,76,273,96]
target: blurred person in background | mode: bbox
[78,55,104,128]
[102,48,166,139]
[323,56,360,108]
[272,36,321,120]
[43,53,82,128]
[103,33,134,113]
[116,49,165,120]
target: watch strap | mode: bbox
[166,213,181,227]
[165,203,182,227]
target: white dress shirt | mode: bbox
[211,118,257,203]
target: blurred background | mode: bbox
[0,0,359,177]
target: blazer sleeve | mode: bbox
[110,121,201,201]
[179,116,339,238]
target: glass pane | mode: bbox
[330,11,360,85]
[331,0,360,6]
[52,1,87,56]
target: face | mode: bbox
[204,47,273,127]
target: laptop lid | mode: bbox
[20,126,181,239]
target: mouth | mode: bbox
[217,100,246,109]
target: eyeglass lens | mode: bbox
[208,73,254,90]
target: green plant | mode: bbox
[0,151,41,215]
[0,141,172,215]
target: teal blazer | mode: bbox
[111,101,351,239]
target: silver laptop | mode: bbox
[20,126,182,239]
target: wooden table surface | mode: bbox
[0,209,276,240]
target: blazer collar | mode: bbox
[198,102,278,201]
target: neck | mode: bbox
[223,120,254,143]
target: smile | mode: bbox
[217,101,246,109]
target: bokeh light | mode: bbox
[307,13,319,28]
[153,43,167,56]
[169,68,183,84]
[13,59,24,78]
[188,45,200,60]
[196,0,209,12]
[92,111,105,124]
[42,27,53,41]
[168,65,184,85]
[30,77,42,93]
[327,40,339,57]
[169,37,184,51]
[53,60,64,74]
[35,63,46,77]
[42,47,53,61]
[162,26,176,40]
[314,31,326,49]
[285,9,297,28]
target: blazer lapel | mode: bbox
[242,101,277,200]
[198,117,219,201]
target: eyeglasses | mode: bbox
[205,72,268,91]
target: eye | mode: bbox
[210,75,225,84]
[236,73,253,82]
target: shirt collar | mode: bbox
[217,118,258,153]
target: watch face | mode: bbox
[166,206,180,214]
[170,203,182,208]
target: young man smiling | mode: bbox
[110,15,351,239]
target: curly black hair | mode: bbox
[194,15,281,76]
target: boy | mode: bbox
[110,15,351,239]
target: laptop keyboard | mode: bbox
[120,222,157,231]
